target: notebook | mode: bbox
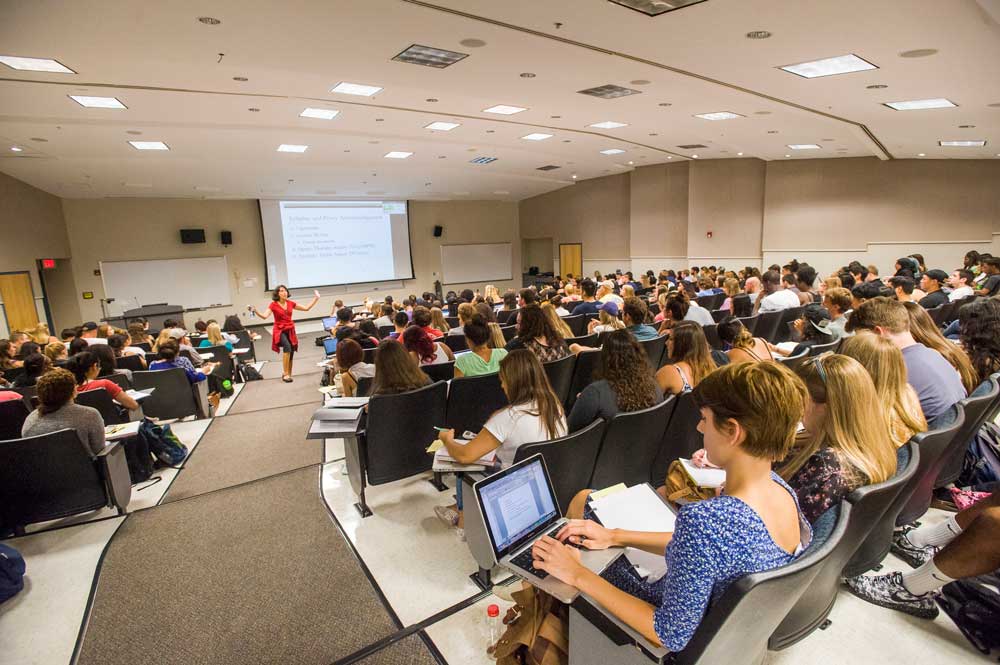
[590,483,677,581]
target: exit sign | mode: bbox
[41,258,56,269]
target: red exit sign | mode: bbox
[41,258,56,269]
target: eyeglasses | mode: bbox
[811,351,833,383]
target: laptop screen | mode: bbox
[323,337,338,355]
[476,455,559,559]
[321,317,338,330]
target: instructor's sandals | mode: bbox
[281,375,294,383]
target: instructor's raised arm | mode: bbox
[295,290,321,312]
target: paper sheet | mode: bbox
[104,421,141,441]
[591,484,676,581]
[312,406,364,421]
[679,458,726,488]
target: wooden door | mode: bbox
[559,243,583,279]
[0,272,38,332]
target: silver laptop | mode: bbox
[473,454,621,603]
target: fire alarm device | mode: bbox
[706,230,713,239]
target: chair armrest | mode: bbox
[97,442,132,512]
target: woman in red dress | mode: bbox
[250,285,320,382]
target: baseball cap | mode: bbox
[167,327,188,340]
[81,321,98,331]
[924,269,948,285]
[597,301,620,317]
[802,304,832,334]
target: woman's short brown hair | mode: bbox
[36,367,77,415]
[693,361,806,461]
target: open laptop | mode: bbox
[323,337,338,357]
[473,454,621,603]
[321,316,338,331]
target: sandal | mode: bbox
[281,376,293,383]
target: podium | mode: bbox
[120,304,185,329]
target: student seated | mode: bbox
[718,316,773,363]
[21,368,107,453]
[622,297,659,341]
[917,269,949,309]
[655,322,715,396]
[412,306,445,340]
[718,278,741,312]
[44,340,68,366]
[778,354,897,524]
[822,287,852,340]
[546,362,811,652]
[368,339,431,396]
[769,304,835,358]
[757,270,800,312]
[148,340,208,385]
[90,343,133,382]
[435,350,567,532]
[902,301,978,394]
[587,302,625,334]
[198,322,234,352]
[573,279,601,316]
[454,315,507,378]
[506,305,570,362]
[957,298,1000,390]
[840,333,927,447]
[541,302,573,339]
[402,325,454,366]
[11,352,50,388]
[335,339,375,397]
[66,352,140,411]
[449,302,477,337]
[567,329,662,432]
[0,340,23,371]
[430,307,451,335]
[388,311,409,341]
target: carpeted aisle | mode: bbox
[161,402,322,502]
[228,375,323,415]
[255,330,329,380]
[353,634,440,664]
[75,467,410,665]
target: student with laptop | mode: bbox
[531,362,812,652]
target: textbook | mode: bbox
[432,438,496,472]
[590,483,676,581]
[312,406,364,421]
[322,396,370,408]
[678,458,726,489]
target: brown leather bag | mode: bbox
[662,460,717,507]
[494,585,568,665]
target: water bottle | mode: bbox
[485,603,501,659]
[333,371,343,396]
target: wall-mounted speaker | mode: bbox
[221,230,233,246]
[433,225,443,238]
[180,228,206,244]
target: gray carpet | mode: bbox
[255,330,328,380]
[355,634,439,664]
[76,467,408,665]
[162,402,322,502]
[228,375,323,415]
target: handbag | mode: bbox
[493,585,568,665]
[662,460,717,507]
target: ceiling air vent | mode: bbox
[677,144,707,149]
[470,156,497,164]
[536,165,561,171]
[607,0,708,17]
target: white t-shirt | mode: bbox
[599,293,624,307]
[420,342,451,366]
[84,337,108,345]
[758,289,801,313]
[484,403,568,468]
[948,285,974,302]
[684,304,715,326]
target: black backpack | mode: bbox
[0,544,25,605]
[937,573,1000,656]
[239,363,263,381]
[122,433,155,483]
[960,421,1000,490]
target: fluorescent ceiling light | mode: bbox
[384,151,413,159]
[787,144,821,150]
[694,111,744,121]
[884,98,956,111]
[939,140,986,147]
[128,141,169,150]
[600,148,626,155]
[277,144,308,152]
[780,53,877,78]
[300,107,339,119]
[521,133,553,141]
[483,104,527,115]
[577,84,642,99]
[330,82,382,96]
[392,44,468,68]
[0,55,75,73]
[69,95,126,109]
[10,146,23,152]
[425,121,460,131]
[589,121,628,129]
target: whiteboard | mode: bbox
[100,257,232,313]
[440,243,513,285]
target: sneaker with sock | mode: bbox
[891,526,938,568]
[844,571,939,619]
[434,505,459,528]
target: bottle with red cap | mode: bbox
[485,603,501,659]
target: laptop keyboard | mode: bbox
[509,526,564,579]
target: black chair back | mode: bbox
[563,315,588,337]
[774,307,803,344]
[753,310,784,343]
[565,333,599,348]
[731,294,753,318]
[134,342,152,352]
[0,399,31,441]
[363,347,377,365]
[736,314,758,335]
[896,405,966,525]
[513,420,606,514]
[542,354,576,406]
[500,325,517,342]
[936,374,1000,487]
[496,309,519,325]
[365,381,447,485]
[775,351,810,373]
[230,330,256,361]
[563,300,583,315]
[590,396,677,488]
[445,316,460,328]
[201,344,235,383]
[566,349,602,411]
[672,503,847,665]
[770,442,920,649]
[639,335,668,370]
[377,325,395,339]
[420,362,455,382]
[0,428,107,531]
[711,309,728,323]
[446,372,508,435]
[1,366,25,384]
[807,340,840,356]
[696,295,715,310]
[132,368,199,420]
[99,372,132,390]
[702,324,724,351]
[76,388,128,425]
[927,305,948,326]
[650,392,702,487]
[355,376,373,397]
[443,335,468,353]
[116,354,146,373]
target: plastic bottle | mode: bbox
[485,603,501,659]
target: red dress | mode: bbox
[269,299,298,353]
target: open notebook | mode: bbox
[590,484,677,581]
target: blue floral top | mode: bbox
[597,473,811,652]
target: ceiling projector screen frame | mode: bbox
[258,199,415,291]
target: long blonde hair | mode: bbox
[153,329,172,352]
[598,309,625,330]
[498,350,564,439]
[430,307,450,333]
[839,332,927,447]
[28,322,52,344]
[621,284,635,300]
[780,354,897,485]
[206,322,226,346]
[902,302,978,393]
[541,303,573,339]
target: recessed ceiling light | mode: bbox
[737,152,744,156]
[627,160,634,165]
[331,82,383,96]
[459,38,487,48]
[520,72,536,78]
[939,140,986,147]
[630,79,651,85]
[197,16,221,25]
[277,144,308,153]
[884,98,956,111]
[667,156,672,159]
[578,84,642,99]
[69,95,126,109]
[589,121,628,129]
[393,44,468,68]
[694,111,744,121]
[483,104,527,115]
[917,153,926,157]
[746,30,772,39]
[780,53,877,78]
[788,144,821,150]
[128,141,169,150]
[677,144,707,149]
[691,155,698,159]
[571,174,577,179]
[425,121,460,131]
[900,48,938,58]
[300,107,339,120]
[10,146,23,152]
[0,55,75,73]
[600,148,626,155]
[384,151,413,159]
[522,133,553,141]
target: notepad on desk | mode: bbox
[679,458,726,488]
[312,406,364,421]
[125,388,154,401]
[432,439,496,472]
[590,483,676,581]
[324,396,370,408]
[104,421,141,441]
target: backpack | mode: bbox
[217,377,234,398]
[240,363,263,381]
[0,544,26,604]
[937,573,1000,656]
[138,419,188,466]
[122,433,155,483]
[959,421,1000,490]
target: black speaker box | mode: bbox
[180,228,206,244]
[433,225,443,238]
[221,230,233,245]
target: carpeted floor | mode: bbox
[255,330,329,380]
[228,375,323,415]
[352,634,440,664]
[75,467,408,665]
[161,402,322,502]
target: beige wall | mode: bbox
[522,238,553,273]
[61,197,519,326]
[687,159,765,263]
[629,163,688,270]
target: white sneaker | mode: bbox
[434,505,459,527]
[456,527,466,542]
